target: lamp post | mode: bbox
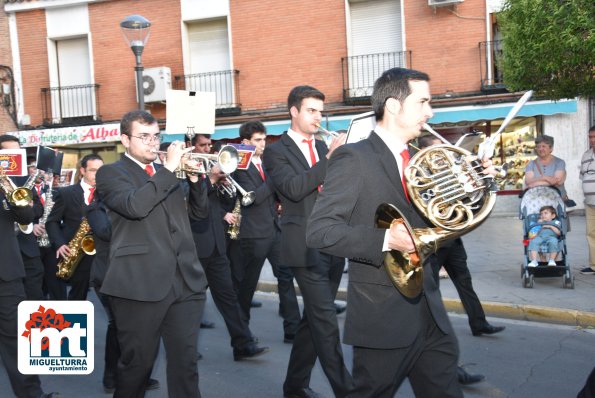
[120,15,151,110]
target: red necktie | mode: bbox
[145,164,154,177]
[400,148,410,202]
[87,187,95,204]
[36,185,44,206]
[256,163,265,181]
[303,139,321,191]
[303,139,317,167]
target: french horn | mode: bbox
[375,90,533,298]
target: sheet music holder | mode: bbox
[165,90,216,139]
[345,111,376,144]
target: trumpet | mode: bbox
[0,164,33,207]
[152,144,239,178]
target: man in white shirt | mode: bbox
[580,125,595,275]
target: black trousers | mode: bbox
[96,288,120,384]
[22,254,44,300]
[239,231,300,336]
[66,254,93,300]
[110,271,204,398]
[283,253,352,398]
[351,297,461,398]
[200,249,254,349]
[434,238,490,333]
[0,279,44,398]
[40,246,66,300]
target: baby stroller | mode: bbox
[519,186,574,289]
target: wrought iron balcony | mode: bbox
[479,40,506,92]
[341,51,412,104]
[174,69,241,116]
[41,84,101,126]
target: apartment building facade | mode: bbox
[1,0,590,207]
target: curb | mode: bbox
[256,281,595,328]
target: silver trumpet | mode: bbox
[315,123,340,138]
[152,144,239,178]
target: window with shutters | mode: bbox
[176,18,240,114]
[342,0,410,103]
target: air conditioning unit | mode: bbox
[138,66,171,103]
[428,0,464,7]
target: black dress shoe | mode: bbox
[198,352,203,360]
[457,366,485,385]
[233,343,269,361]
[472,324,505,336]
[283,387,323,398]
[251,300,263,308]
[334,302,346,315]
[200,320,215,329]
[283,333,295,344]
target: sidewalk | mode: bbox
[258,214,595,327]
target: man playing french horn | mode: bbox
[306,68,498,397]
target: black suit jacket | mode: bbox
[46,183,86,250]
[306,132,452,349]
[84,199,111,287]
[232,163,279,239]
[190,178,228,258]
[263,133,329,268]
[0,193,34,281]
[96,157,208,301]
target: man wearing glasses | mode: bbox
[580,125,595,275]
[96,110,209,397]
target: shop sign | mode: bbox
[10,124,121,147]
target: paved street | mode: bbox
[2,214,595,397]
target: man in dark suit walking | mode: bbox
[0,169,57,398]
[307,68,465,397]
[96,110,208,398]
[263,86,352,398]
[189,133,269,361]
[46,153,103,300]
[233,121,300,343]
[0,136,45,300]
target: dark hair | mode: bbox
[287,85,325,117]
[371,68,430,121]
[418,135,442,149]
[535,135,554,147]
[589,125,595,133]
[120,110,157,137]
[239,121,266,141]
[539,205,557,218]
[0,134,20,148]
[159,142,171,152]
[80,154,103,169]
[190,133,211,146]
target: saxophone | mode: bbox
[227,198,242,240]
[37,180,54,248]
[56,218,95,280]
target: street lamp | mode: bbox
[120,14,151,110]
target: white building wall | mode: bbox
[543,97,590,210]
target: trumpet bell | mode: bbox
[217,146,239,174]
[240,191,255,206]
[12,187,33,207]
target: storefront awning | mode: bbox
[429,99,577,124]
[168,98,578,141]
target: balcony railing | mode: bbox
[342,51,411,104]
[174,69,241,116]
[479,40,506,92]
[41,84,101,126]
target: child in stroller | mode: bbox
[527,205,561,267]
[519,186,574,288]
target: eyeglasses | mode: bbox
[129,134,162,145]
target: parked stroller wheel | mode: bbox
[563,275,575,289]
[528,274,534,288]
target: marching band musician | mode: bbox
[263,86,352,398]
[306,68,497,397]
[0,139,58,398]
[0,135,45,300]
[232,121,300,343]
[46,153,103,300]
[188,133,269,361]
[95,110,207,397]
